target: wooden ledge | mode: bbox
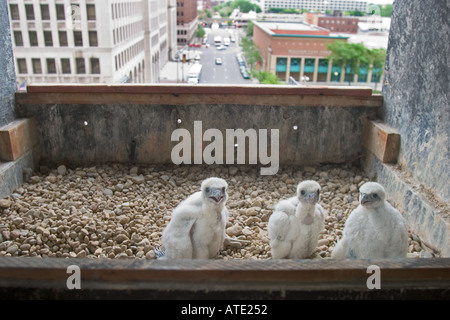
[362,119,401,163]
[0,257,449,299]
[16,85,382,107]
[25,84,374,97]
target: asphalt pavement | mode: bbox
[160,27,255,85]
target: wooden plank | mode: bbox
[0,257,449,297]
[0,118,38,161]
[16,92,383,107]
[25,84,374,97]
[362,119,400,163]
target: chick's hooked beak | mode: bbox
[305,192,319,204]
[360,193,371,206]
[207,187,225,203]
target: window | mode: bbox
[14,31,23,47]
[29,31,38,46]
[41,4,50,20]
[76,58,85,74]
[32,58,42,74]
[56,4,65,20]
[74,31,83,46]
[25,4,35,20]
[44,31,53,47]
[17,59,27,74]
[90,58,100,74]
[61,59,71,74]
[87,4,96,20]
[47,59,57,74]
[9,4,20,20]
[59,31,68,47]
[89,31,98,47]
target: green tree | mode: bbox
[232,0,261,13]
[326,41,369,85]
[368,48,386,90]
[195,25,205,39]
[246,21,254,37]
[254,71,281,84]
[240,38,262,71]
[326,41,386,86]
[380,4,393,17]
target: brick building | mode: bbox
[253,20,382,84]
[318,16,359,34]
[253,21,348,83]
[176,0,198,46]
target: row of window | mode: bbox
[9,3,96,22]
[263,0,366,11]
[114,39,145,71]
[111,1,142,20]
[275,56,382,83]
[13,29,98,47]
[320,19,357,25]
[16,57,100,75]
[113,20,144,45]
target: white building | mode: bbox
[8,0,177,85]
[261,0,368,12]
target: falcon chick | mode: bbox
[268,180,326,259]
[331,182,408,259]
[160,177,229,259]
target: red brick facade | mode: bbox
[318,17,359,34]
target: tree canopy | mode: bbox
[326,41,386,84]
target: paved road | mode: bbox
[195,27,253,85]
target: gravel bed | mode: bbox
[0,163,436,259]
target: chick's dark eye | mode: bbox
[300,190,306,195]
[222,187,225,193]
[205,187,210,193]
[373,194,378,198]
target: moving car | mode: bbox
[215,58,223,65]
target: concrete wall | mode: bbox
[0,1,16,127]
[15,86,380,169]
[362,0,450,256]
[382,0,450,203]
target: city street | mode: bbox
[195,27,253,85]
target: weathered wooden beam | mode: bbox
[25,84,375,97]
[0,257,449,299]
[362,119,400,163]
[0,118,38,161]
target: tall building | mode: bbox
[261,0,368,13]
[8,0,176,85]
[176,0,198,46]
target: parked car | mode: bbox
[241,69,250,79]
[216,45,226,51]
[215,58,223,65]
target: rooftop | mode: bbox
[254,21,349,39]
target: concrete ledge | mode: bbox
[363,152,450,257]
